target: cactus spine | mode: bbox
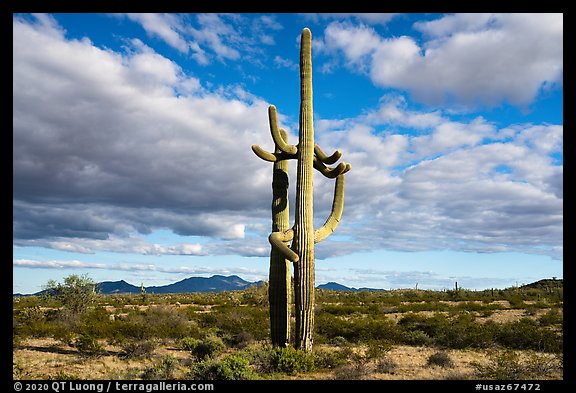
[252,28,350,352]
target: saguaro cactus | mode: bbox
[268,129,291,347]
[252,28,351,352]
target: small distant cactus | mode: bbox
[141,282,147,303]
[252,28,351,352]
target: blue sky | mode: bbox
[13,13,563,294]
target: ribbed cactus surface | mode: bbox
[252,28,350,352]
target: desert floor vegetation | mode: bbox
[13,279,563,380]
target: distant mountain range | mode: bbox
[316,282,387,292]
[96,277,386,295]
[97,275,259,295]
[14,275,260,296]
[14,276,562,296]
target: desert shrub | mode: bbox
[144,306,190,339]
[16,305,44,326]
[227,331,255,349]
[181,335,226,360]
[312,347,349,370]
[73,334,103,357]
[426,351,455,368]
[330,336,349,347]
[333,362,371,380]
[189,354,257,380]
[435,314,497,349]
[507,295,526,309]
[243,344,276,374]
[364,339,393,360]
[197,305,269,344]
[274,346,315,374]
[376,356,398,374]
[14,308,59,339]
[120,340,157,359]
[496,318,562,353]
[538,308,563,327]
[524,352,563,378]
[398,312,497,349]
[245,345,315,375]
[397,312,447,337]
[79,307,118,339]
[315,314,400,343]
[142,355,178,380]
[114,317,150,341]
[472,350,528,380]
[400,330,433,346]
[474,348,562,380]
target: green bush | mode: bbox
[315,314,400,343]
[181,335,226,360]
[144,307,191,339]
[272,346,315,375]
[79,307,118,338]
[142,355,178,380]
[73,334,103,357]
[538,308,563,326]
[330,336,349,347]
[364,339,393,360]
[189,354,257,380]
[400,330,433,346]
[496,318,562,353]
[196,305,269,344]
[435,314,497,349]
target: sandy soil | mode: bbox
[13,338,561,380]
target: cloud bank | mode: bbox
[317,13,563,108]
[13,14,562,271]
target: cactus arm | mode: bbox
[252,144,278,162]
[313,157,352,178]
[252,144,297,162]
[269,106,298,155]
[314,174,345,243]
[315,144,342,165]
[269,229,299,263]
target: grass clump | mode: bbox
[426,351,454,368]
[472,350,562,380]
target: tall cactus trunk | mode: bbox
[269,129,291,347]
[293,28,315,352]
[251,27,350,353]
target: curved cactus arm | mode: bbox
[269,106,298,155]
[269,229,300,263]
[315,144,342,165]
[252,144,278,162]
[313,157,352,178]
[314,174,345,243]
[252,144,297,162]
